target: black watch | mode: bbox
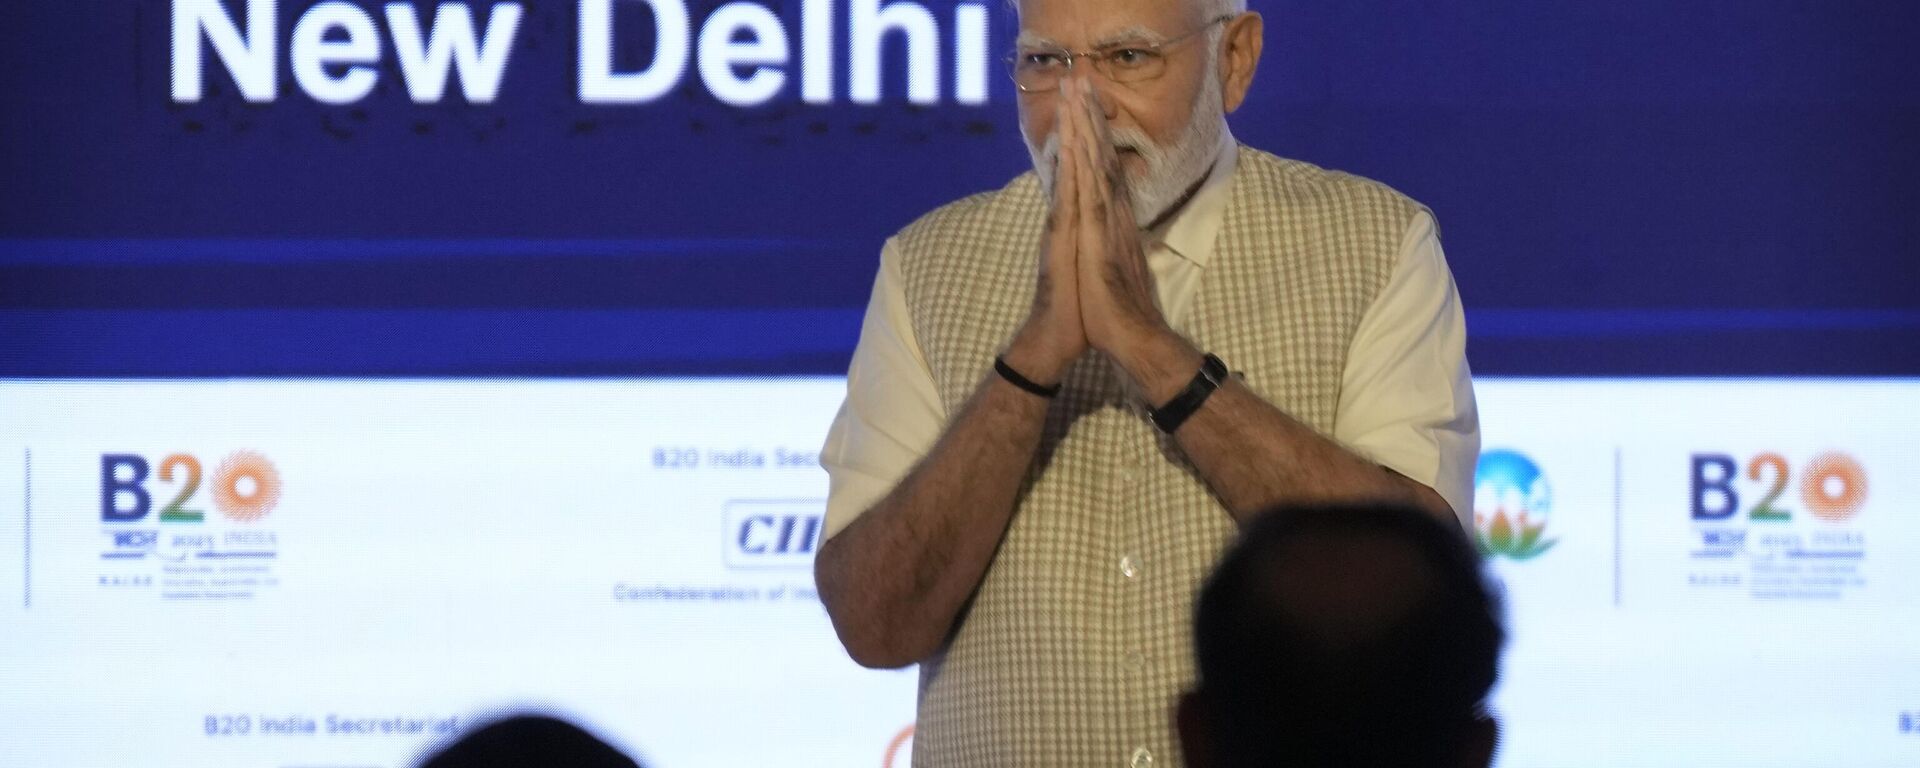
[1149,353,1228,434]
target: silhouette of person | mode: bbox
[1179,503,1504,768]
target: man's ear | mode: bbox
[1218,12,1264,113]
[1459,713,1499,768]
[1177,691,1214,768]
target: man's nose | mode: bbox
[1070,72,1120,123]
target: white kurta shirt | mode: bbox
[821,134,1480,536]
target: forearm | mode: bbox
[1125,333,1451,527]
[1178,379,1446,525]
[815,369,1051,668]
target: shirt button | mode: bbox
[1119,555,1139,580]
[1129,746,1154,768]
[1124,651,1146,670]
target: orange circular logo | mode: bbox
[213,450,281,522]
[1800,451,1866,522]
[883,724,914,768]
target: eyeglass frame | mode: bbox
[1005,14,1236,93]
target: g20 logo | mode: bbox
[1689,451,1866,523]
[1472,450,1556,561]
[102,451,282,523]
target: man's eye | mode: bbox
[1107,48,1157,67]
[1022,53,1067,69]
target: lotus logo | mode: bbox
[1473,450,1556,560]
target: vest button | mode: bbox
[1119,555,1139,580]
[1129,746,1154,768]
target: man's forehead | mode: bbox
[1016,25,1160,50]
[1016,0,1200,45]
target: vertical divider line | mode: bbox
[1612,446,1622,608]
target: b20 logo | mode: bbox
[1690,451,1866,523]
[102,451,282,523]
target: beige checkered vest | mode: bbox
[892,145,1424,767]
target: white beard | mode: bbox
[1025,65,1226,225]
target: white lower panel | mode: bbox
[0,378,1914,767]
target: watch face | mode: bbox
[1202,354,1229,384]
[1152,355,1230,433]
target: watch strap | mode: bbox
[993,355,1062,399]
[1149,353,1228,433]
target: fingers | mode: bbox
[1063,78,1104,235]
[1059,78,1083,194]
[1055,130,1078,261]
[1045,79,1079,281]
[1074,81,1103,209]
[1085,83,1134,225]
[1050,79,1083,241]
[1082,78,1113,168]
[1064,76,1132,235]
[1057,82,1080,234]
[1055,78,1076,192]
[1087,89,1121,191]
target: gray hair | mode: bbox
[1009,0,1248,22]
[1006,0,1243,85]
[1210,0,1249,16]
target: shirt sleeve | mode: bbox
[1331,210,1481,531]
[819,238,948,541]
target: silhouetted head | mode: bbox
[1180,503,1505,768]
[419,714,640,768]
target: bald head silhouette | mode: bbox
[419,715,641,768]
[1180,503,1504,768]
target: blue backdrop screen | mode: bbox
[4,0,1916,376]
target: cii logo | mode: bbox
[1690,451,1867,524]
[722,499,823,569]
[1473,450,1556,560]
[102,451,282,524]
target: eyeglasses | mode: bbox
[1006,15,1234,93]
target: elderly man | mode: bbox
[814,0,1478,764]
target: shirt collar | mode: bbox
[1147,128,1238,269]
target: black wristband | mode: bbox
[993,356,1061,398]
[1149,353,1228,434]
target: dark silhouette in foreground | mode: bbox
[1180,504,1506,768]
[419,714,641,768]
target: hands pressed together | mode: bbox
[1006,76,1198,397]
